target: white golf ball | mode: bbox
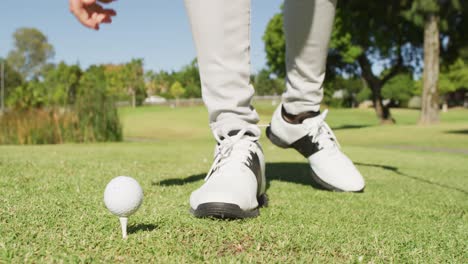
[104,176,143,217]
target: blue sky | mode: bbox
[0,0,283,73]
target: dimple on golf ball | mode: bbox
[104,176,143,217]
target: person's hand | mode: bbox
[69,0,117,30]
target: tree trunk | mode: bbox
[419,14,440,124]
[358,55,395,124]
[130,88,136,108]
[371,84,394,124]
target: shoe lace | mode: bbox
[204,128,259,181]
[303,109,341,149]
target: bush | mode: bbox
[382,74,416,107]
[75,66,123,142]
[0,109,80,144]
[0,66,123,145]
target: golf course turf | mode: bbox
[1,104,467,262]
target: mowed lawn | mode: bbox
[1,103,467,263]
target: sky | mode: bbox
[0,0,283,73]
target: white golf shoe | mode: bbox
[267,105,365,192]
[190,128,267,219]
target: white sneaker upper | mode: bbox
[268,104,365,192]
[190,127,266,213]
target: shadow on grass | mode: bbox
[331,124,373,130]
[445,129,468,135]
[154,163,317,190]
[264,162,315,189]
[155,162,468,195]
[128,223,159,234]
[355,162,468,195]
[154,174,205,186]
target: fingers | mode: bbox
[100,15,113,24]
[101,8,116,17]
[69,0,116,30]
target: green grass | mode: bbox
[1,104,467,262]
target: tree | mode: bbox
[76,65,122,142]
[174,59,201,98]
[263,2,421,123]
[148,70,173,96]
[43,62,82,106]
[170,81,185,106]
[123,59,146,108]
[403,0,467,124]
[7,28,55,80]
[7,80,47,109]
[263,11,286,79]
[104,64,129,100]
[435,58,468,107]
[104,59,146,107]
[0,58,24,106]
[328,2,424,123]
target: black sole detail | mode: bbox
[309,170,365,193]
[191,194,268,219]
[266,126,290,148]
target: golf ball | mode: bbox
[104,176,143,217]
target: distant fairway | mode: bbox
[1,103,467,262]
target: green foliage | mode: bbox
[382,74,417,107]
[146,70,173,96]
[7,80,47,109]
[0,65,124,145]
[105,64,129,100]
[169,81,185,99]
[43,62,82,105]
[105,59,146,105]
[356,86,373,104]
[124,59,146,106]
[437,72,456,96]
[414,58,468,97]
[263,12,286,78]
[441,58,468,93]
[403,0,459,28]
[174,59,201,98]
[6,28,54,79]
[403,0,468,65]
[146,59,201,99]
[262,2,422,120]
[323,77,365,108]
[329,15,363,64]
[330,1,420,72]
[254,69,284,96]
[75,66,123,142]
[5,62,82,109]
[0,58,24,103]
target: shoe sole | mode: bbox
[190,194,268,219]
[266,126,364,193]
[309,170,364,193]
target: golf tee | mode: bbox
[119,217,128,239]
